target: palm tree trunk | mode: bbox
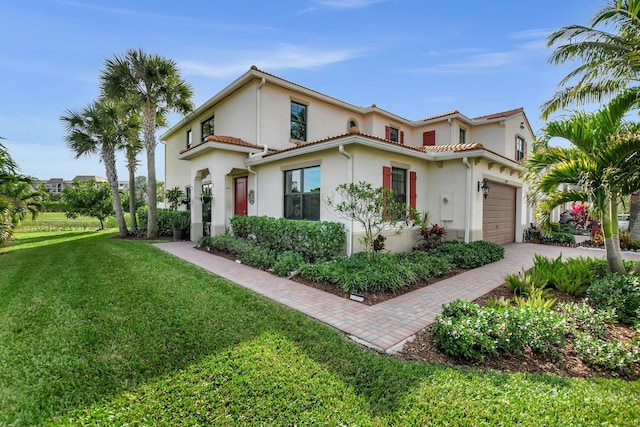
[143,107,158,239]
[629,190,640,241]
[603,197,626,274]
[128,166,137,232]
[102,145,128,237]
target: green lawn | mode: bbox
[1,231,639,426]
[17,212,129,231]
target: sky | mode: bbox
[1,0,604,182]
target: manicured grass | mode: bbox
[1,231,639,426]
[17,211,130,231]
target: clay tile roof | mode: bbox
[179,135,267,154]
[421,110,460,121]
[263,131,426,158]
[421,143,484,153]
[473,107,524,121]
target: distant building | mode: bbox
[39,176,129,193]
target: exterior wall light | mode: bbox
[478,179,490,199]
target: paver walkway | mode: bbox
[154,241,640,353]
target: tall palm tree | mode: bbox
[527,91,640,273]
[124,122,143,232]
[542,0,640,119]
[101,48,194,239]
[61,99,137,237]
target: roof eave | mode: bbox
[179,141,263,160]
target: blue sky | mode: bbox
[1,0,602,181]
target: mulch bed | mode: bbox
[197,245,639,379]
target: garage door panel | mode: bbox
[482,182,516,245]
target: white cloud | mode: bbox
[412,52,519,74]
[179,44,366,79]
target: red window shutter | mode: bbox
[400,131,405,145]
[382,166,391,189]
[409,171,417,210]
[423,130,435,146]
[385,126,390,140]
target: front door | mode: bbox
[234,176,248,216]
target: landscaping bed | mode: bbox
[400,284,638,379]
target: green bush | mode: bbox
[431,241,504,269]
[573,333,640,377]
[557,302,611,337]
[396,251,455,280]
[273,251,305,277]
[230,216,345,263]
[588,274,640,326]
[505,268,548,295]
[554,258,593,296]
[138,208,190,237]
[238,246,277,270]
[198,234,252,256]
[298,252,418,294]
[432,300,566,361]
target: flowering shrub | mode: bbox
[573,333,640,377]
[432,300,566,361]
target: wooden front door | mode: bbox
[234,176,248,216]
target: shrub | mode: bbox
[397,251,455,280]
[588,274,640,326]
[238,246,277,270]
[557,302,611,337]
[573,333,640,377]
[230,216,345,263]
[554,257,593,296]
[199,234,252,256]
[432,300,566,361]
[273,251,305,277]
[138,208,190,237]
[505,268,548,295]
[298,252,418,294]
[430,241,503,269]
[415,223,447,251]
[512,287,556,310]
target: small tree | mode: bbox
[165,187,184,210]
[326,181,418,257]
[62,180,114,230]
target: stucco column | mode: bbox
[192,176,204,241]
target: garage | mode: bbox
[482,181,516,245]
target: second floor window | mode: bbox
[186,129,192,148]
[389,126,399,143]
[459,128,466,144]
[516,135,526,161]
[201,116,215,140]
[290,101,307,141]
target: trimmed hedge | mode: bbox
[230,215,345,263]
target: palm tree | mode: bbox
[61,99,137,237]
[527,91,640,274]
[542,0,640,119]
[101,48,194,238]
[0,138,41,243]
[124,124,143,232]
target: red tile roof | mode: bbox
[420,110,460,121]
[263,131,453,158]
[179,135,266,154]
[473,107,524,121]
[421,143,484,153]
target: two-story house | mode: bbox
[162,66,534,253]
